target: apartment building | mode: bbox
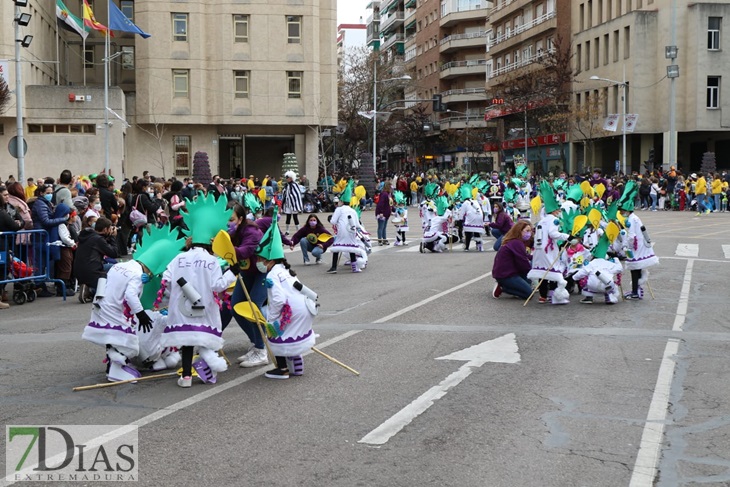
[574,1,730,173]
[0,1,337,183]
[485,0,571,174]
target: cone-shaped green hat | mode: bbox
[566,184,583,202]
[618,180,638,212]
[255,206,285,261]
[134,223,186,276]
[340,180,354,203]
[182,192,233,244]
[591,233,611,260]
[539,180,560,213]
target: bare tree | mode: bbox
[136,97,168,179]
[0,77,11,114]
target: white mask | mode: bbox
[255,261,269,274]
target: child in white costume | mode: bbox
[160,193,239,387]
[82,224,186,382]
[458,185,485,251]
[527,181,570,304]
[420,196,455,253]
[256,208,316,380]
[570,235,623,304]
[615,181,659,300]
[392,190,409,246]
[328,181,366,274]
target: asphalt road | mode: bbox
[1,209,730,487]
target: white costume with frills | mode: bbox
[620,213,659,270]
[527,213,570,282]
[265,264,316,357]
[329,205,364,253]
[461,200,485,235]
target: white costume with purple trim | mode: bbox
[620,213,659,271]
[264,264,316,356]
[461,200,485,235]
[329,204,364,253]
[527,213,570,282]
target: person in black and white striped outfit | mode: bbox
[282,170,303,235]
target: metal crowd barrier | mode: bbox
[0,229,67,303]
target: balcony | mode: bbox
[441,87,487,105]
[366,0,381,9]
[487,0,523,23]
[381,32,406,52]
[380,10,405,32]
[440,4,490,29]
[366,12,381,25]
[488,48,554,80]
[440,59,487,79]
[488,10,556,53]
[439,112,488,130]
[440,31,489,54]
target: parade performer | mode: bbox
[289,213,333,264]
[487,171,505,209]
[281,170,304,234]
[458,184,485,251]
[527,182,571,304]
[255,211,317,379]
[160,193,240,387]
[561,235,591,294]
[392,190,410,246]
[420,196,455,253]
[82,224,185,382]
[615,181,659,300]
[570,232,623,304]
[327,181,365,274]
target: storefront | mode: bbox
[485,133,568,175]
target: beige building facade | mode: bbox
[0,0,337,185]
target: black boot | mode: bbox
[327,253,340,274]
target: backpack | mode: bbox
[51,186,64,205]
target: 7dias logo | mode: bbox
[5,425,138,482]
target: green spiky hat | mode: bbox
[591,233,611,260]
[515,164,529,178]
[503,187,517,204]
[468,174,480,185]
[424,182,440,199]
[244,192,262,214]
[255,206,285,261]
[181,192,233,245]
[566,184,583,203]
[553,178,567,192]
[393,190,406,205]
[458,184,473,201]
[476,179,489,194]
[618,180,638,212]
[134,224,186,276]
[340,180,354,203]
[539,180,560,213]
[435,195,449,216]
[558,208,582,237]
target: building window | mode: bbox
[594,37,599,68]
[576,92,581,107]
[84,47,94,68]
[287,15,301,44]
[579,3,584,31]
[597,0,603,24]
[234,14,249,43]
[173,69,189,98]
[576,44,582,72]
[585,40,591,70]
[607,0,612,21]
[172,13,188,42]
[234,70,249,98]
[708,17,721,50]
[613,29,619,62]
[624,26,630,59]
[587,0,593,28]
[27,124,95,134]
[174,135,191,177]
[287,71,302,98]
[121,46,135,70]
[603,33,609,64]
[120,0,134,21]
[707,76,720,109]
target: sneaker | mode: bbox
[624,292,642,300]
[236,346,255,363]
[492,283,502,299]
[37,287,55,298]
[580,296,594,304]
[177,376,192,388]
[239,348,269,367]
[394,241,402,246]
[419,242,424,253]
[0,301,9,309]
[326,268,337,274]
[304,261,312,265]
[538,297,549,304]
[264,367,290,380]
[315,258,322,264]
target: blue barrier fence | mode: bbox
[0,229,67,302]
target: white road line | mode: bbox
[674,243,699,257]
[672,259,693,332]
[628,339,680,487]
[723,245,730,259]
[372,272,492,324]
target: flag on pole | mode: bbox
[82,0,112,36]
[109,1,151,38]
[603,114,619,132]
[56,0,88,39]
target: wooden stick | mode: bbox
[523,247,565,306]
[311,347,360,376]
[236,275,277,365]
[73,372,177,392]
[646,279,655,300]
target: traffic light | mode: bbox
[432,94,445,112]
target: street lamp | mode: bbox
[13,1,32,183]
[373,61,410,175]
[591,71,628,175]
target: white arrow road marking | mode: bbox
[359,334,520,446]
[675,243,699,257]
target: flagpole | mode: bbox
[104,27,110,174]
[55,27,60,85]
[82,36,86,86]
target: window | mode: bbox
[173,69,189,98]
[172,13,188,42]
[594,37,599,68]
[576,92,581,107]
[27,124,95,134]
[603,33,609,64]
[587,0,592,28]
[607,0,612,20]
[613,84,619,113]
[174,136,191,177]
[613,29,619,62]
[624,26,630,58]
[84,47,94,68]
[708,17,721,50]
[576,44,582,72]
[707,76,720,109]
[234,14,249,43]
[585,40,591,70]
[287,71,302,98]
[121,46,135,70]
[598,0,603,23]
[287,16,301,44]
[120,0,134,21]
[579,4,584,31]
[234,70,249,98]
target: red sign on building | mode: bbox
[483,133,567,152]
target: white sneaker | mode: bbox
[239,348,269,368]
[177,376,192,388]
[236,346,255,363]
[0,301,9,309]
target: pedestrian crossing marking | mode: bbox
[675,244,699,257]
[723,245,730,259]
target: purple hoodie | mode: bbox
[492,238,532,279]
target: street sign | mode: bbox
[8,136,27,158]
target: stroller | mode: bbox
[2,250,37,304]
[302,190,319,214]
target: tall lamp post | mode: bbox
[13,0,32,184]
[591,71,628,175]
[372,61,410,175]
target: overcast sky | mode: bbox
[338,0,370,25]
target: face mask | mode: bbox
[309,221,317,227]
[43,193,53,201]
[90,221,97,230]
[140,273,150,284]
[522,232,532,240]
[491,175,498,181]
[94,203,102,211]
[256,261,269,274]
[187,184,193,189]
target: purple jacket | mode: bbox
[229,221,263,273]
[489,210,513,234]
[375,191,392,219]
[290,223,333,250]
[492,238,532,279]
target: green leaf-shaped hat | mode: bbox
[134,223,186,276]
[244,192,262,214]
[340,180,354,203]
[458,183,473,201]
[591,233,611,260]
[181,192,233,245]
[435,195,449,216]
[515,164,529,178]
[393,190,406,205]
[503,187,517,204]
[255,206,285,261]
[424,182,440,199]
[539,180,560,213]
[617,180,638,212]
[566,184,583,203]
